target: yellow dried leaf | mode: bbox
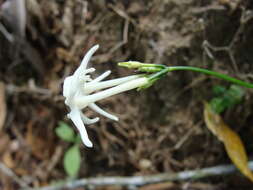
[204,102,253,182]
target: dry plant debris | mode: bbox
[0,82,6,130]
[0,0,253,189]
[204,102,253,182]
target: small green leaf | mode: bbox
[210,85,245,114]
[64,145,81,177]
[75,134,82,144]
[212,85,226,96]
[55,122,75,142]
[221,85,244,109]
[227,85,245,103]
[210,97,226,114]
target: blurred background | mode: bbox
[0,0,253,189]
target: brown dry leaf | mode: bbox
[0,133,10,153]
[14,167,29,176]
[56,47,73,63]
[25,121,50,160]
[2,152,15,169]
[204,102,253,182]
[0,82,6,131]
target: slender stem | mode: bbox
[118,62,253,88]
[165,66,253,88]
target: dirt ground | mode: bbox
[0,0,253,189]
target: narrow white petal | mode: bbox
[63,76,72,98]
[77,68,95,83]
[68,109,93,147]
[74,45,99,76]
[84,75,142,94]
[80,112,100,124]
[90,70,111,83]
[89,103,119,121]
[83,67,96,74]
[77,77,148,107]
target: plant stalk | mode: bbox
[165,66,253,88]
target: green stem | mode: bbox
[165,66,253,88]
[118,62,253,88]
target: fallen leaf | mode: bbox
[14,167,29,176]
[0,82,6,131]
[25,121,51,160]
[0,133,10,153]
[2,152,15,169]
[204,102,253,182]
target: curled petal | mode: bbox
[89,103,118,121]
[68,109,93,147]
[74,45,99,76]
[81,112,100,124]
[90,70,111,83]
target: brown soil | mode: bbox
[0,0,253,189]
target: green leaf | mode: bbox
[212,85,226,96]
[55,122,75,142]
[210,85,245,114]
[210,97,226,114]
[64,145,81,177]
[75,134,82,144]
[227,85,245,103]
[222,85,244,108]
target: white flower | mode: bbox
[63,45,148,147]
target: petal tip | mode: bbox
[113,116,119,121]
[94,117,100,122]
[85,141,93,148]
[93,44,99,49]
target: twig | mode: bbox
[92,19,130,62]
[108,4,136,26]
[191,4,225,14]
[109,19,129,54]
[23,161,253,190]
[0,22,14,42]
[0,162,30,188]
[173,125,196,150]
[202,8,253,73]
[5,81,64,102]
